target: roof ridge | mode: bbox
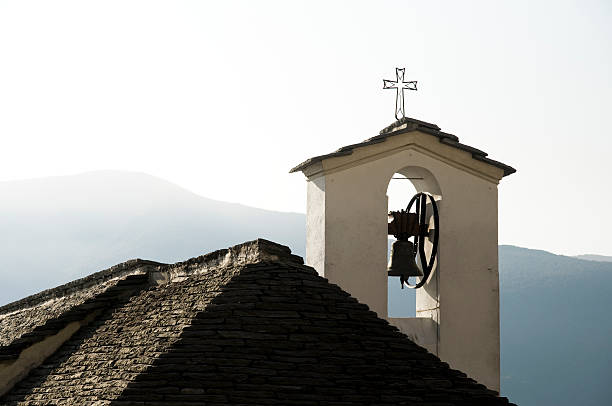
[0,240,303,316]
[0,259,163,316]
[379,116,441,134]
[159,239,304,283]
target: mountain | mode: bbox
[499,245,612,406]
[575,254,612,262]
[0,171,305,305]
[1,171,611,405]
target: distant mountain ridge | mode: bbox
[1,171,611,406]
[575,254,612,262]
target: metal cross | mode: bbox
[383,68,417,120]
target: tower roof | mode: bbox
[0,239,514,405]
[290,117,516,177]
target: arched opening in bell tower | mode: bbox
[386,166,442,319]
[386,172,417,318]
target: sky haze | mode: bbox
[1,1,611,256]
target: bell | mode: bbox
[387,240,423,278]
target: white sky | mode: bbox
[1,1,611,256]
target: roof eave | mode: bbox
[290,117,516,178]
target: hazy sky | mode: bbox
[1,1,611,256]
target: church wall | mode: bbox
[433,158,500,392]
[306,175,326,278]
[320,158,390,317]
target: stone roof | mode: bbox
[0,259,161,352]
[290,117,516,177]
[0,239,516,405]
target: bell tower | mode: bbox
[290,117,515,392]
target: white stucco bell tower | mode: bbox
[290,117,515,392]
